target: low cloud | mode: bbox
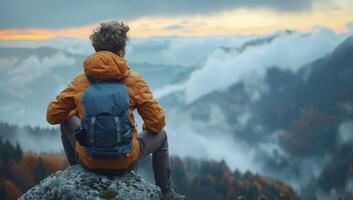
[338,121,353,144]
[6,52,75,96]
[0,57,18,70]
[0,37,93,56]
[183,28,350,103]
[126,35,254,67]
[165,104,262,172]
[156,28,353,103]
[1,124,63,153]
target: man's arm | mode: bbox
[135,75,166,133]
[46,81,77,125]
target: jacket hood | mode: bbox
[83,51,129,80]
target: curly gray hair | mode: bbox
[89,21,129,53]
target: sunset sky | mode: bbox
[1,0,353,40]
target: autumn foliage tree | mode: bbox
[0,137,68,200]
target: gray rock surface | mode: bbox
[19,165,161,200]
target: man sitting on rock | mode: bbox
[46,21,186,200]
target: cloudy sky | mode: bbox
[1,0,353,39]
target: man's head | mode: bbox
[89,21,129,57]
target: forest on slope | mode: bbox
[0,124,301,200]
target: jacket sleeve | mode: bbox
[46,80,77,125]
[135,76,166,133]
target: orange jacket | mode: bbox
[47,51,166,170]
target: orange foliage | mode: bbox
[5,180,22,200]
[11,153,38,186]
[295,107,335,129]
[221,171,234,199]
[40,154,68,173]
[10,153,67,187]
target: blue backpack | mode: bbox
[75,76,133,160]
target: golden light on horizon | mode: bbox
[1,4,352,40]
[0,25,96,40]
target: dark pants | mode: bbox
[60,116,172,193]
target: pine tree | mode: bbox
[35,157,48,183]
[14,141,22,161]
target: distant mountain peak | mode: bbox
[220,30,295,54]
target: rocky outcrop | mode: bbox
[19,165,160,200]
